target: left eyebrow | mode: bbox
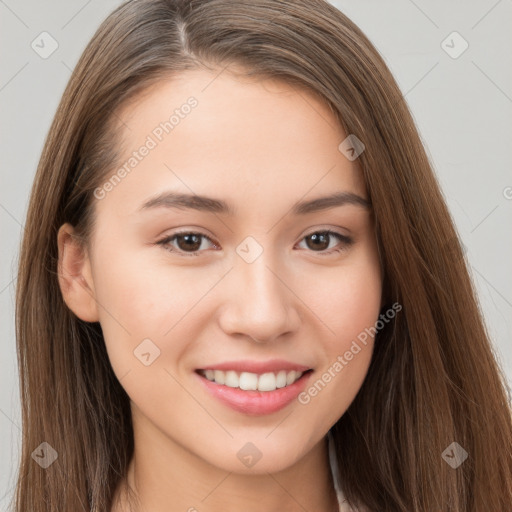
[292,191,371,214]
[138,190,371,216]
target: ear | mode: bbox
[57,223,99,322]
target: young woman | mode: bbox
[13,0,512,511]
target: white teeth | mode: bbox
[276,370,287,388]
[213,370,225,385]
[200,369,306,391]
[224,370,239,388]
[257,372,276,391]
[240,372,259,390]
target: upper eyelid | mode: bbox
[159,227,350,240]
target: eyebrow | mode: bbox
[139,190,371,216]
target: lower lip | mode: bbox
[195,370,313,415]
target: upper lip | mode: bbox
[196,359,312,374]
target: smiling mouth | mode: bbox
[195,368,313,392]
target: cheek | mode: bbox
[90,244,219,375]
[299,257,382,349]
[293,254,382,420]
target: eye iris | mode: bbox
[177,234,202,251]
[306,232,330,251]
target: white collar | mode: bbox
[327,430,357,511]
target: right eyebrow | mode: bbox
[139,191,235,215]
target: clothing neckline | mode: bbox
[327,430,355,511]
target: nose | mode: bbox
[218,250,301,344]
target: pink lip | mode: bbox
[197,359,311,374]
[194,368,313,415]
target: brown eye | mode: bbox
[298,230,353,254]
[305,232,330,251]
[174,233,203,252]
[157,232,216,256]
[156,229,353,258]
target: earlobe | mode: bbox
[57,223,100,323]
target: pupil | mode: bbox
[309,232,328,250]
[180,234,200,251]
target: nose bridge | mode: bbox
[220,241,298,342]
[240,251,283,310]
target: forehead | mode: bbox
[96,67,367,218]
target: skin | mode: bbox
[57,66,383,512]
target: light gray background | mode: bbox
[1,0,511,508]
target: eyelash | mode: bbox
[156,229,353,257]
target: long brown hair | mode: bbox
[13,0,512,510]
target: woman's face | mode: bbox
[59,67,382,474]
